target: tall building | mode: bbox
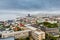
[28,14,31,17]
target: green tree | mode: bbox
[42,22,58,28]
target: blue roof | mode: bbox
[0,37,14,40]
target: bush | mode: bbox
[46,34,58,40]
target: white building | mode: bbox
[1,30,31,39]
[25,24,45,40]
[0,24,45,40]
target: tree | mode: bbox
[42,22,58,28]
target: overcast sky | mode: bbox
[0,0,60,10]
[0,0,60,20]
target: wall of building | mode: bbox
[31,31,45,40]
[2,30,30,39]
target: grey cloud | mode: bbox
[0,0,60,10]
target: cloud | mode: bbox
[0,0,60,10]
[0,0,60,20]
[0,10,60,20]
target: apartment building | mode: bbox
[1,30,30,39]
[31,31,45,40]
[25,24,45,40]
[0,24,45,40]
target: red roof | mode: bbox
[19,23,24,27]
